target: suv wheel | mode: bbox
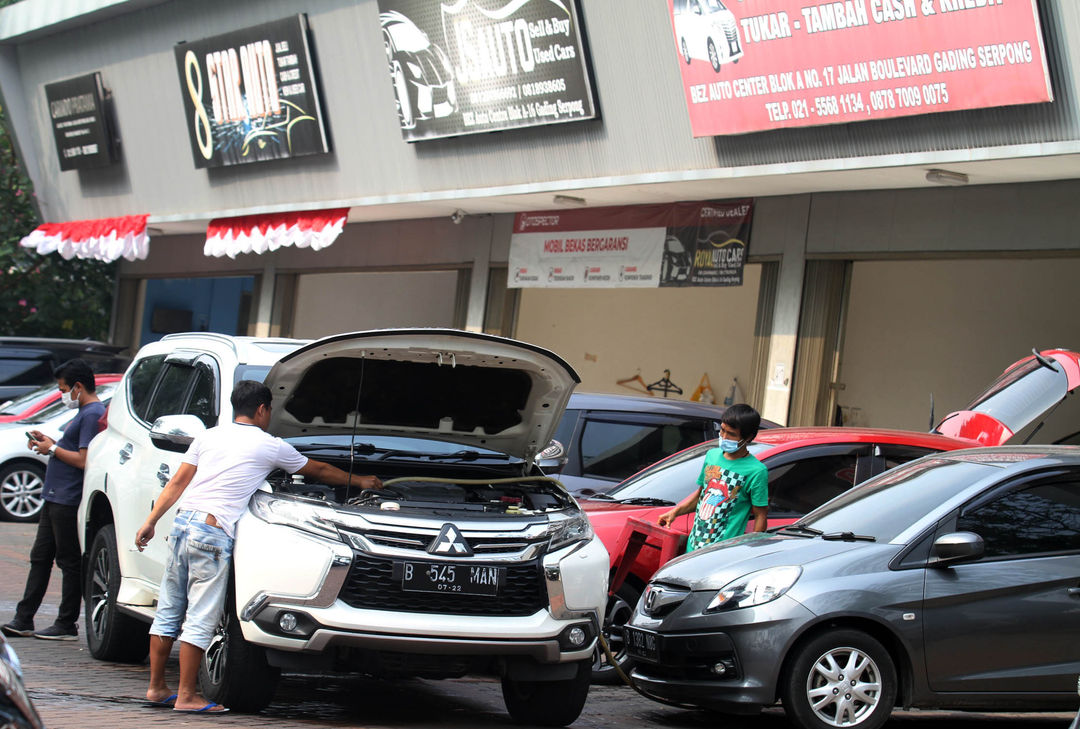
[0,462,45,522]
[198,588,279,712]
[85,525,149,662]
[502,659,590,726]
[781,629,897,729]
[591,582,639,683]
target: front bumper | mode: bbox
[232,513,607,666]
[626,592,816,711]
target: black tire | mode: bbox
[591,582,640,683]
[708,38,721,72]
[502,660,591,726]
[0,461,45,522]
[85,525,150,663]
[781,629,897,729]
[198,588,279,713]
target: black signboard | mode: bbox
[174,14,330,168]
[659,201,753,288]
[45,73,118,171]
[376,0,599,141]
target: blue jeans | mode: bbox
[149,509,234,651]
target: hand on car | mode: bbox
[657,510,675,528]
[355,475,383,490]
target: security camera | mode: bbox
[450,209,465,225]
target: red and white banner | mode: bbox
[669,0,1052,136]
[508,201,753,288]
[19,214,150,262]
[204,208,348,258]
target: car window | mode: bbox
[128,355,167,421]
[579,418,707,482]
[957,477,1080,559]
[144,363,196,424]
[0,358,52,386]
[879,444,939,470]
[767,453,860,517]
[186,361,219,427]
[606,441,773,502]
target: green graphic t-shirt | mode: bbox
[687,449,768,552]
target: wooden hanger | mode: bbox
[616,371,653,396]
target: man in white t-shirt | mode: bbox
[134,380,381,714]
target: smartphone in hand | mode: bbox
[25,431,37,442]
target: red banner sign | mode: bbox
[669,0,1052,136]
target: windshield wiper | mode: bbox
[775,524,824,538]
[821,531,876,542]
[374,448,510,462]
[615,497,676,506]
[580,492,615,500]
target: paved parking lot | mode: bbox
[2,521,1075,729]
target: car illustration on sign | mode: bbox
[380,11,458,130]
[672,0,744,71]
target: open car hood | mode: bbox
[934,349,1080,446]
[264,329,580,462]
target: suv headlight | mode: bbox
[249,491,340,540]
[546,513,593,551]
[703,565,801,613]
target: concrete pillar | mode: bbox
[253,259,276,337]
[464,218,494,333]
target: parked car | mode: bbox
[380,10,457,131]
[0,374,123,424]
[549,392,777,497]
[0,633,44,729]
[583,348,1080,681]
[0,382,117,522]
[0,337,128,401]
[672,0,744,72]
[625,445,1080,728]
[80,330,608,725]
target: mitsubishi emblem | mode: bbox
[429,523,473,556]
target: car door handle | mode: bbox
[157,464,170,487]
[118,443,133,464]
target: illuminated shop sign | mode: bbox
[668,0,1052,136]
[376,0,599,141]
[174,14,330,167]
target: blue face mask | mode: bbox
[719,437,742,453]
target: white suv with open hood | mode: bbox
[79,330,607,726]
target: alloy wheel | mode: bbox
[89,545,112,641]
[1,468,44,519]
[805,645,883,727]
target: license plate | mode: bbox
[400,561,502,596]
[624,627,658,661]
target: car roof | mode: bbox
[754,426,975,450]
[931,444,1080,468]
[568,392,734,419]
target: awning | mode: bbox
[204,208,349,258]
[19,214,150,262]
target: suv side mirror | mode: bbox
[928,531,984,568]
[536,439,568,470]
[149,414,207,452]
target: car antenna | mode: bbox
[346,353,365,502]
[928,393,934,431]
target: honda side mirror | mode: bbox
[928,531,984,568]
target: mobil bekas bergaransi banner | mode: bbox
[669,0,1052,136]
[174,14,330,168]
[376,0,599,141]
[508,201,754,289]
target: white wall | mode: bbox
[515,265,761,401]
[291,270,459,338]
[838,258,1080,440]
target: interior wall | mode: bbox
[291,270,460,338]
[514,265,761,401]
[838,258,1080,440]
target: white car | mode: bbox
[672,0,744,71]
[79,330,608,726]
[0,382,116,522]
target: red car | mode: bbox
[0,374,123,423]
[582,348,1080,681]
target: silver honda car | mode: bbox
[625,446,1080,729]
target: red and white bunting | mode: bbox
[204,208,349,258]
[19,214,150,262]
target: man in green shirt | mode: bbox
[658,404,768,551]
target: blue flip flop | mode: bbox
[174,703,229,714]
[145,693,177,708]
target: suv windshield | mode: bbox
[603,441,773,503]
[286,434,522,462]
[800,457,996,543]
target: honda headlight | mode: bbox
[249,491,340,540]
[547,513,594,551]
[704,566,801,613]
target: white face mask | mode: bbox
[61,386,80,409]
